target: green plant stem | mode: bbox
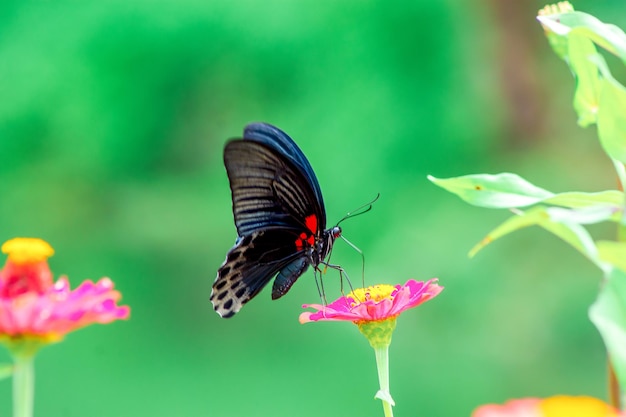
[373,345,394,417]
[612,159,626,192]
[608,360,620,410]
[12,354,34,417]
[613,158,626,410]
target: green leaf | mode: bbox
[589,268,626,388]
[543,190,624,208]
[592,55,626,164]
[538,11,626,62]
[572,26,626,63]
[428,173,553,208]
[568,31,600,127]
[469,206,603,269]
[546,205,620,224]
[597,241,626,273]
[429,173,623,210]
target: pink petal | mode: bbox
[300,278,443,323]
[299,312,314,324]
[0,276,129,339]
[473,399,542,417]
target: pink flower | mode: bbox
[0,238,130,345]
[299,278,443,324]
[473,399,542,417]
[473,396,622,417]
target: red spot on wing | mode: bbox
[295,232,308,250]
[305,214,318,234]
[304,214,317,234]
[295,214,318,250]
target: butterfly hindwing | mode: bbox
[212,229,309,318]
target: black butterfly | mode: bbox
[211,123,341,318]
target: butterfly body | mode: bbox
[211,123,340,318]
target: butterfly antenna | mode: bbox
[316,194,378,306]
[323,193,378,297]
[336,193,380,226]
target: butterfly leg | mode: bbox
[319,262,356,298]
[313,266,328,306]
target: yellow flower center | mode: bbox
[538,2,573,16]
[348,284,396,305]
[2,238,54,265]
[540,395,619,417]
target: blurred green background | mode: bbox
[1,1,625,416]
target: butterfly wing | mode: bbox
[242,122,325,219]
[225,124,326,236]
[211,123,327,317]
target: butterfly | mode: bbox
[211,122,341,318]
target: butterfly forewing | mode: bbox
[242,123,326,215]
[224,140,326,236]
[211,123,337,318]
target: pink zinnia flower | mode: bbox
[0,238,130,348]
[300,278,443,326]
[473,396,622,417]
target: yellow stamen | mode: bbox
[348,284,396,305]
[2,238,54,265]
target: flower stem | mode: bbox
[608,360,621,410]
[613,159,626,410]
[612,158,626,192]
[12,354,34,417]
[373,345,394,417]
